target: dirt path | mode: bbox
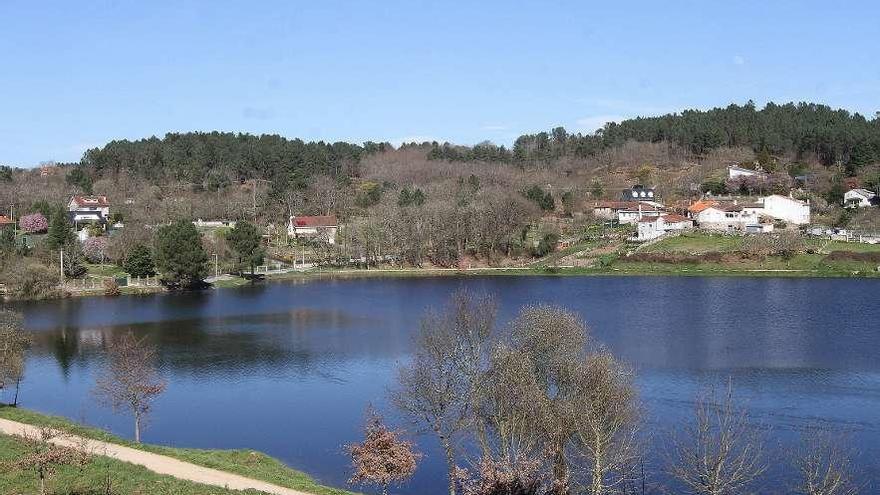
[0,418,312,495]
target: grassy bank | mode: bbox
[0,406,355,495]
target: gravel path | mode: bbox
[0,417,312,495]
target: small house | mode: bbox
[692,202,758,231]
[0,215,14,230]
[844,189,878,208]
[288,215,338,245]
[727,165,767,179]
[67,195,110,228]
[636,214,694,241]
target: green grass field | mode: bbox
[0,433,273,495]
[0,407,356,495]
[644,232,744,253]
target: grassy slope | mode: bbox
[618,232,880,277]
[0,407,355,495]
[0,433,270,495]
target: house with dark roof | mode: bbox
[288,215,338,245]
[620,185,658,201]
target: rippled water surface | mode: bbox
[7,276,880,492]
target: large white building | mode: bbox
[760,194,810,225]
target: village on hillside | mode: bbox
[3,156,880,301]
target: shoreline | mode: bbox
[6,264,878,303]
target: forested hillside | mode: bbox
[71,102,880,192]
[80,132,374,192]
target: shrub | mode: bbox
[103,278,121,297]
[122,244,155,278]
[19,213,48,233]
[1,261,61,300]
[82,237,109,263]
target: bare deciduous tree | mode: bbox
[92,332,166,443]
[0,309,30,406]
[793,429,859,495]
[347,409,420,495]
[569,351,641,495]
[392,289,497,495]
[668,385,767,495]
[6,426,92,495]
[509,304,589,491]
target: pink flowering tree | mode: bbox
[83,237,109,264]
[19,213,48,233]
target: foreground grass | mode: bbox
[0,407,356,495]
[0,433,272,495]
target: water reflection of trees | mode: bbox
[27,309,410,381]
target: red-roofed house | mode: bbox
[692,202,758,231]
[636,214,694,241]
[288,215,338,245]
[0,215,14,230]
[67,195,110,226]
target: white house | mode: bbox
[617,204,662,225]
[636,214,694,241]
[693,203,759,231]
[844,189,877,208]
[67,195,110,227]
[728,165,767,179]
[288,215,338,245]
[592,201,662,223]
[760,194,810,225]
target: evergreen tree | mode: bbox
[226,221,264,276]
[46,208,73,250]
[65,167,93,194]
[154,220,208,288]
[122,244,155,278]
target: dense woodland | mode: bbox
[2,101,880,298]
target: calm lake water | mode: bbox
[6,276,880,493]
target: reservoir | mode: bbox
[7,276,880,492]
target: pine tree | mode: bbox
[122,244,155,278]
[154,220,208,288]
[226,221,264,276]
[46,208,73,251]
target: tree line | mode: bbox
[428,102,880,174]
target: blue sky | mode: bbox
[2,0,878,166]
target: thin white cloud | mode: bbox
[733,55,746,66]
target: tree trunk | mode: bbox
[13,377,20,406]
[382,481,388,495]
[134,412,141,443]
[440,436,457,495]
[39,469,46,495]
